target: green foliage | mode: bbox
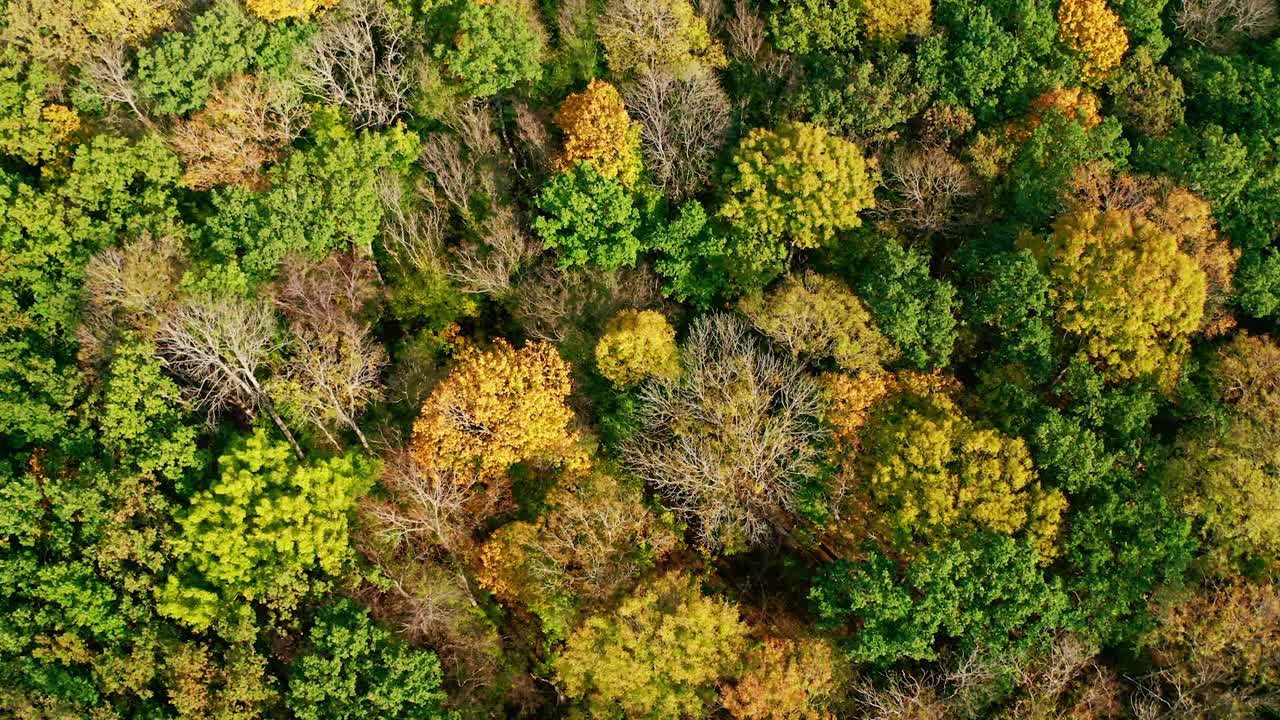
[133,0,311,116]
[158,429,376,635]
[646,199,732,307]
[441,0,544,97]
[287,599,451,720]
[795,53,929,143]
[1003,112,1129,224]
[853,240,958,371]
[1061,473,1194,644]
[917,0,1066,123]
[533,163,642,270]
[811,534,1067,665]
[0,134,182,447]
[0,48,80,165]
[198,108,419,281]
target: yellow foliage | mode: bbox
[1058,0,1129,82]
[3,0,182,66]
[598,0,727,80]
[552,79,643,186]
[857,379,1066,561]
[1150,188,1239,337]
[411,339,579,482]
[1023,208,1206,387]
[1029,87,1101,128]
[245,0,338,21]
[860,0,932,43]
[594,309,682,388]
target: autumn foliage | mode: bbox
[411,339,580,481]
[552,78,644,186]
[1058,0,1129,82]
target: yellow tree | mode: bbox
[720,122,877,249]
[552,78,644,186]
[246,0,338,21]
[410,339,581,481]
[1023,207,1206,387]
[1058,0,1129,83]
[853,374,1067,562]
[594,309,682,388]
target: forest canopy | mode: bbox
[3,0,1280,717]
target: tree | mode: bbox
[1058,0,1129,83]
[597,0,725,80]
[246,0,338,21]
[157,429,375,635]
[1142,579,1280,718]
[1022,207,1206,387]
[721,638,840,720]
[851,375,1067,562]
[478,468,680,638]
[623,313,825,553]
[811,534,1067,665]
[552,79,644,186]
[167,73,307,190]
[298,0,412,129]
[0,48,81,165]
[1165,333,1280,572]
[269,253,387,450]
[287,599,450,720]
[1110,46,1185,138]
[594,309,682,388]
[739,271,898,375]
[719,122,877,250]
[768,0,930,53]
[553,571,748,719]
[622,68,731,199]
[879,145,977,233]
[158,293,303,457]
[2,0,181,68]
[854,240,959,371]
[410,339,581,481]
[440,0,545,98]
[1176,0,1278,51]
[132,0,311,116]
[533,163,643,270]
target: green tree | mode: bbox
[197,107,419,283]
[853,240,958,371]
[441,0,544,97]
[0,47,80,165]
[287,600,451,720]
[132,0,311,116]
[0,134,182,448]
[554,571,748,719]
[811,533,1067,665]
[533,163,643,270]
[157,429,376,635]
[719,122,876,250]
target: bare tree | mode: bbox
[80,40,154,129]
[623,313,825,553]
[1178,0,1279,50]
[158,294,303,457]
[270,253,387,450]
[513,263,663,344]
[360,450,480,555]
[880,145,978,233]
[168,74,308,190]
[80,233,187,365]
[447,208,538,296]
[377,171,449,275]
[622,67,731,199]
[298,0,411,128]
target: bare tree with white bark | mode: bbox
[623,313,825,553]
[1178,0,1278,50]
[880,145,977,233]
[623,67,731,199]
[298,0,411,128]
[158,293,304,457]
